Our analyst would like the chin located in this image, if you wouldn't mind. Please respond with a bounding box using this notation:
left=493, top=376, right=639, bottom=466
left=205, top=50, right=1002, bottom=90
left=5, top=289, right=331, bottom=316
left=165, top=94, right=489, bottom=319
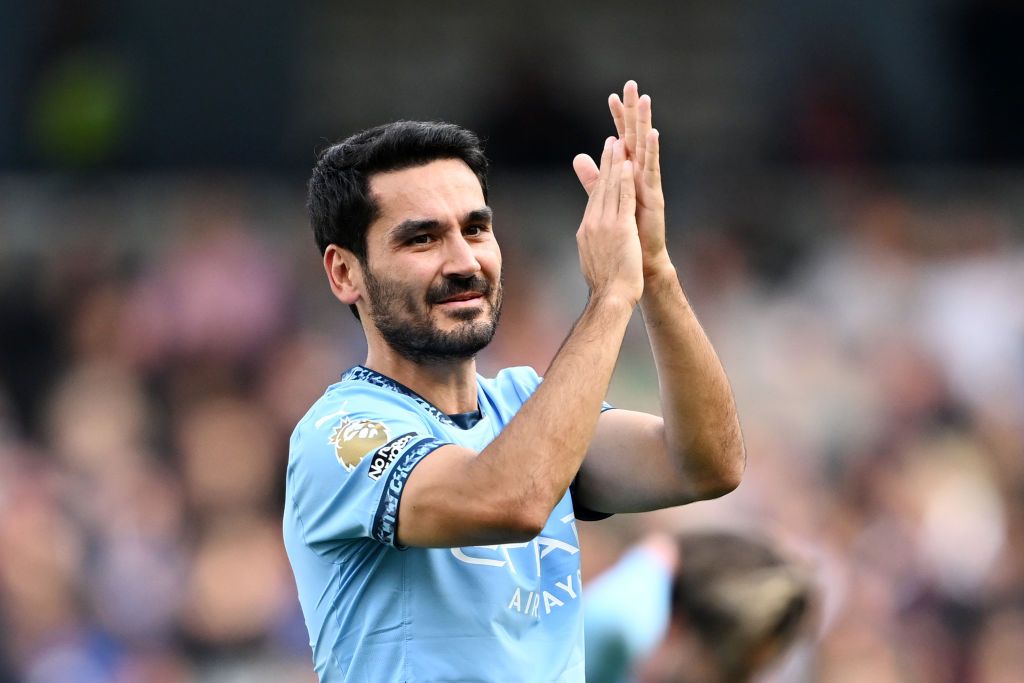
left=433, top=300, right=490, bottom=322
left=448, top=307, right=488, bottom=322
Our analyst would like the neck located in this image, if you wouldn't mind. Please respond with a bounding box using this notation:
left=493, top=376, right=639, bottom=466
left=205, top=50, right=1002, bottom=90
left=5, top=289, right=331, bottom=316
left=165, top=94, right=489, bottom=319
left=364, top=342, right=479, bottom=415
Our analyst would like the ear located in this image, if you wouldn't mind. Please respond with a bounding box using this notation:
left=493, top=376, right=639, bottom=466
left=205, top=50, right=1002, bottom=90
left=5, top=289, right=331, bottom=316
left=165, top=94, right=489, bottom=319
left=324, top=245, right=363, bottom=307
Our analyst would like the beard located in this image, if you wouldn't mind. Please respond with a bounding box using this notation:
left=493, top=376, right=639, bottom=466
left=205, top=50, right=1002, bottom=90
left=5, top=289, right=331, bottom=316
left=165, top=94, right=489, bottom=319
left=363, top=264, right=503, bottom=364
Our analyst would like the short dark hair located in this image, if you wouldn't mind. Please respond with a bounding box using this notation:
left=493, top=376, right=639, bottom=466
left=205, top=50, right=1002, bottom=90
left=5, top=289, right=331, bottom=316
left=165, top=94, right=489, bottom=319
left=307, top=120, right=489, bottom=262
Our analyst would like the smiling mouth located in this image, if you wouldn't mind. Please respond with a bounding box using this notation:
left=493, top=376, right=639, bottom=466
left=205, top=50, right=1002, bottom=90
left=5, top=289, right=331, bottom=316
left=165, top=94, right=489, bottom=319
left=436, top=294, right=484, bottom=308
left=435, top=290, right=485, bottom=303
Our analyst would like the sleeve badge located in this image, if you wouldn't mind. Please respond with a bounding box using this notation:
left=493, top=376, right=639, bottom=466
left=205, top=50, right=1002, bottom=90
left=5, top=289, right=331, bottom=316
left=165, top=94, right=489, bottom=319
left=328, top=418, right=390, bottom=472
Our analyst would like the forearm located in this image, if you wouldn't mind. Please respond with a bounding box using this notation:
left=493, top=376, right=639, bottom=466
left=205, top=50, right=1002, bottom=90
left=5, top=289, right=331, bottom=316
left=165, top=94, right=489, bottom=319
left=640, top=264, right=744, bottom=495
left=479, top=293, right=633, bottom=526
left=395, top=294, right=634, bottom=548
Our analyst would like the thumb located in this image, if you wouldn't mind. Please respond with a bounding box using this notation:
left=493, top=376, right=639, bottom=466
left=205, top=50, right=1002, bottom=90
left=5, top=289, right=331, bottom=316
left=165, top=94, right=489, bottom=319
left=572, top=154, right=600, bottom=196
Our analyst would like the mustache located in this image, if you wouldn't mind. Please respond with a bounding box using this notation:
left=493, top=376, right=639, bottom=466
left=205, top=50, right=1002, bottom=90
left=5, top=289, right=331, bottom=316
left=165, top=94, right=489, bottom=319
left=427, top=276, right=493, bottom=304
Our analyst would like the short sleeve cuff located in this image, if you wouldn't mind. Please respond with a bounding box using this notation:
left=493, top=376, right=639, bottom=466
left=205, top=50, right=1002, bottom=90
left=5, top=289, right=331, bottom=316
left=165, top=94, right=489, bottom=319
left=570, top=475, right=614, bottom=521
left=370, top=437, right=447, bottom=548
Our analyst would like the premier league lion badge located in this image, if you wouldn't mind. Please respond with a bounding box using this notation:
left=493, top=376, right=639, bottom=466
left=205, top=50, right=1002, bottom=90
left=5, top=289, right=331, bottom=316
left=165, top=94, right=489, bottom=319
left=329, top=418, right=390, bottom=472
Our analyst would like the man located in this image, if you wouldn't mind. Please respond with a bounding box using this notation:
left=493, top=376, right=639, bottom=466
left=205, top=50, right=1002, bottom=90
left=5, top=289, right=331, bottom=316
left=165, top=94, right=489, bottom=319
left=283, top=81, right=745, bottom=682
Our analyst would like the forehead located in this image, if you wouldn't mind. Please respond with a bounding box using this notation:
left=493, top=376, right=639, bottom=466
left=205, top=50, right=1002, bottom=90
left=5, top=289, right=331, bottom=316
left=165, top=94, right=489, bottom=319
left=367, top=158, right=485, bottom=231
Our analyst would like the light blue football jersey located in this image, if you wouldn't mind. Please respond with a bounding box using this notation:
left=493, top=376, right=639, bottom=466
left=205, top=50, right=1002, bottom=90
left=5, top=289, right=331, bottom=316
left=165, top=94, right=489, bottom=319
left=283, top=365, right=606, bottom=683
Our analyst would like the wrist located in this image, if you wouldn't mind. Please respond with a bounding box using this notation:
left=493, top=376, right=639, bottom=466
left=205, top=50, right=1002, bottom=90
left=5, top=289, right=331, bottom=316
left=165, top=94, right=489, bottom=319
left=587, top=288, right=638, bottom=316
left=642, top=252, right=675, bottom=282
left=641, top=255, right=678, bottom=293
left=640, top=259, right=690, bottom=315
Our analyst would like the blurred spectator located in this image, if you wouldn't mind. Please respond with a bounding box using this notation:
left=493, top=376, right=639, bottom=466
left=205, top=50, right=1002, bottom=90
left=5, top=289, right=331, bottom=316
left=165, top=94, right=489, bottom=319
left=585, top=532, right=815, bottom=683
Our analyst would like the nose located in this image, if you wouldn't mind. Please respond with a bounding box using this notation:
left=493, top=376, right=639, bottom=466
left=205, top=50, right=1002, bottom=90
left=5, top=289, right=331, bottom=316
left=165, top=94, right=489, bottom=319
left=441, top=233, right=482, bottom=278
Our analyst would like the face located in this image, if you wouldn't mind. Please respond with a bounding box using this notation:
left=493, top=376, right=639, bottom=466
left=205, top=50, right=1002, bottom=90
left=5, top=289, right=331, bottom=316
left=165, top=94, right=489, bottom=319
left=359, top=158, right=502, bottom=364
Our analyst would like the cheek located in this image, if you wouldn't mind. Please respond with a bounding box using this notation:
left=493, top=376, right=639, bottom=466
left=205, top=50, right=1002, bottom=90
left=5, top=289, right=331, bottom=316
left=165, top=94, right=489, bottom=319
left=365, top=268, right=426, bottom=314
left=399, top=278, right=430, bottom=310
left=480, top=245, right=502, bottom=278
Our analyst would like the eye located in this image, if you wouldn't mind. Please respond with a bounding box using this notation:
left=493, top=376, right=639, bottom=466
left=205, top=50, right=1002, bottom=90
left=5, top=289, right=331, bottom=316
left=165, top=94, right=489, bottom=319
left=408, top=233, right=434, bottom=246
left=464, top=224, right=489, bottom=237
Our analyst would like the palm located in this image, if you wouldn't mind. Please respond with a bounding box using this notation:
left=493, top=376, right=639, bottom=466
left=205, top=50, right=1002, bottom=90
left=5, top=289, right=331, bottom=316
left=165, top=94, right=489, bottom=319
left=572, top=81, right=668, bottom=273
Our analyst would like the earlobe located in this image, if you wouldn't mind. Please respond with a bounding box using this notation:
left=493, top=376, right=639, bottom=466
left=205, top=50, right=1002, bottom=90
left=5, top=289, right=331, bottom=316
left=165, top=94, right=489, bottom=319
left=324, top=246, right=362, bottom=306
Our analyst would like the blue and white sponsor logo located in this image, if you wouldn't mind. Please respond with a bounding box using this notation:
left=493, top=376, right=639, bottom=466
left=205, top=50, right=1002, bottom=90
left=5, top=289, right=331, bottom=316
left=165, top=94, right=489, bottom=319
left=368, top=433, right=416, bottom=481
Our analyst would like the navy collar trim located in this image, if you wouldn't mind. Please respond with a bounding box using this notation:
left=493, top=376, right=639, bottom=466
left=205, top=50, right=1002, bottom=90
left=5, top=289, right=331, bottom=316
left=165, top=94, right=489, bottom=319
left=341, top=365, right=482, bottom=430
left=447, top=410, right=483, bottom=430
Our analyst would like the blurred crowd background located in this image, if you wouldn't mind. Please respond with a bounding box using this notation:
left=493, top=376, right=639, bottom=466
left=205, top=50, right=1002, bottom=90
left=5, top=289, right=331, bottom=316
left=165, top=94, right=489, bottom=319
left=2, top=1, right=1023, bottom=681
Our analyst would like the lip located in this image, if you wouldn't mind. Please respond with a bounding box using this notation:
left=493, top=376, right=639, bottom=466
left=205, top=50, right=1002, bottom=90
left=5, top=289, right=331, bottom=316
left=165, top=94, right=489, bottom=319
left=435, top=293, right=484, bottom=307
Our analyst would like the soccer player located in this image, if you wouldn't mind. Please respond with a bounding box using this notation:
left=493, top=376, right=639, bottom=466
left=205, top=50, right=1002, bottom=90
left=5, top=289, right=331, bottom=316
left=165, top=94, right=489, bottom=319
left=283, top=81, right=745, bottom=682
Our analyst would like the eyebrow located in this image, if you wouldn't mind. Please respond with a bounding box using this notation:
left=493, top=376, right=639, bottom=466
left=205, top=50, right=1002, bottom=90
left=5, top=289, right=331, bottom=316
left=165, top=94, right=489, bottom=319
left=387, top=206, right=493, bottom=244
left=465, top=207, right=493, bottom=224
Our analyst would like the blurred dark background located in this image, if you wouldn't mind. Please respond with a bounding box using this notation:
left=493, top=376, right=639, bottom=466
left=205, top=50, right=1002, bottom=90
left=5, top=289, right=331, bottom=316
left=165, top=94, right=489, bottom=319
left=3, top=0, right=1024, bottom=172
left=2, top=1, right=1023, bottom=682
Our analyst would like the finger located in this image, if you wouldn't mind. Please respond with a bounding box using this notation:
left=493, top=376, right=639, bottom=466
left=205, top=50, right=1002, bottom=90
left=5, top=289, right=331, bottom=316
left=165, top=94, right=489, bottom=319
left=608, top=94, right=626, bottom=139
left=604, top=139, right=625, bottom=215
left=636, top=94, right=652, bottom=168
left=585, top=137, right=615, bottom=222
left=572, top=154, right=600, bottom=196
left=586, top=137, right=614, bottom=219
left=619, top=159, right=636, bottom=220
left=643, top=129, right=661, bottom=190
left=623, top=80, right=639, bottom=160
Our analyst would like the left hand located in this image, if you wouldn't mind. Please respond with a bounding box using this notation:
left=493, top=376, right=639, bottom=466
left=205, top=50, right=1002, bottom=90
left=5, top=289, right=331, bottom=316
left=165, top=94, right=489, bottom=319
left=573, top=80, right=670, bottom=277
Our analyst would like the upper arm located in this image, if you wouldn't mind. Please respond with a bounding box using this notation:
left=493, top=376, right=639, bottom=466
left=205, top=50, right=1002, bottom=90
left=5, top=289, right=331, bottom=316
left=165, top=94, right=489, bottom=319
left=289, top=410, right=533, bottom=553
left=396, top=443, right=543, bottom=548
left=574, top=409, right=700, bottom=514
left=288, top=407, right=448, bottom=555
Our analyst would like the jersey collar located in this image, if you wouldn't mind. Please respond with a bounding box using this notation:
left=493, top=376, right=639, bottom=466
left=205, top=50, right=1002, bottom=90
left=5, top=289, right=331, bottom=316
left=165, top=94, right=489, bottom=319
left=341, top=365, right=483, bottom=430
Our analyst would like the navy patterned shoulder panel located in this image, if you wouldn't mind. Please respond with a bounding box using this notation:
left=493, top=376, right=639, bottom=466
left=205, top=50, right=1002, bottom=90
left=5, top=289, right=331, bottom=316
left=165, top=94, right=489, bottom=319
left=341, top=365, right=456, bottom=427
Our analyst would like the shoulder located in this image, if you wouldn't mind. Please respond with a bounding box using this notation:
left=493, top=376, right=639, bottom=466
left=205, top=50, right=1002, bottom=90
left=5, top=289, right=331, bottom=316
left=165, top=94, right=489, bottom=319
left=480, top=366, right=543, bottom=402
left=291, top=374, right=431, bottom=462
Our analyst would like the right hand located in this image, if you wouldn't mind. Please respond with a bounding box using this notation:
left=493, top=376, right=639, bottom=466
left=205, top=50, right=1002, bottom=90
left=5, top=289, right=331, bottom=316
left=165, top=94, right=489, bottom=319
left=574, top=138, right=644, bottom=306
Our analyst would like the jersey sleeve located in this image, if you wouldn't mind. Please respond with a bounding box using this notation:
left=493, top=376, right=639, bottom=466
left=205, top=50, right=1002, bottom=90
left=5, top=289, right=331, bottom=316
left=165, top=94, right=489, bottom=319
left=287, top=390, right=449, bottom=556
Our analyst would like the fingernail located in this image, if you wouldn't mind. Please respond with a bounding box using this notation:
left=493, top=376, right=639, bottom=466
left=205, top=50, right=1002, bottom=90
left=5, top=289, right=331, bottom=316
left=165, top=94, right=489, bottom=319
left=605, top=137, right=614, bottom=149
